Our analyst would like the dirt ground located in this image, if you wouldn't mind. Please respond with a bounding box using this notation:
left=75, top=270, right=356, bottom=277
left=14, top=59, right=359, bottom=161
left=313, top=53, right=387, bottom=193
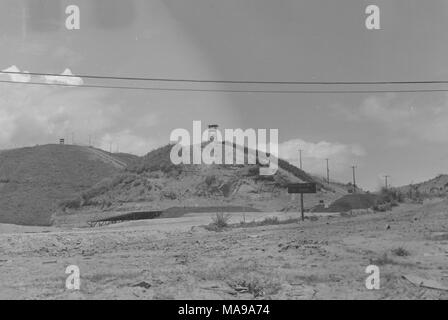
left=0, top=200, right=447, bottom=300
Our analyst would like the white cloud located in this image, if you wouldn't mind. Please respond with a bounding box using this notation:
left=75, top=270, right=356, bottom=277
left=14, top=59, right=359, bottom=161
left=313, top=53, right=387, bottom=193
left=366, top=94, right=448, bottom=143
left=99, top=130, right=159, bottom=154
left=0, top=63, right=241, bottom=156
left=0, top=73, right=155, bottom=154
left=359, top=94, right=416, bottom=126
left=330, top=93, right=448, bottom=144
left=1, top=65, right=83, bottom=86
left=277, top=138, right=365, bottom=176
left=1, top=65, right=31, bottom=83
left=43, top=68, right=84, bottom=86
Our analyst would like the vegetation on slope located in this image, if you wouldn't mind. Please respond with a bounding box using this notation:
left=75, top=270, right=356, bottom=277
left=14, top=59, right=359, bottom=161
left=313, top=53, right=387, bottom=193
left=0, top=144, right=134, bottom=226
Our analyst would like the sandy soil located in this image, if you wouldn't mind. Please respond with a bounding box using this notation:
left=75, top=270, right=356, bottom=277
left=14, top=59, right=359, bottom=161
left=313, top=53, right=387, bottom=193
left=0, top=201, right=447, bottom=300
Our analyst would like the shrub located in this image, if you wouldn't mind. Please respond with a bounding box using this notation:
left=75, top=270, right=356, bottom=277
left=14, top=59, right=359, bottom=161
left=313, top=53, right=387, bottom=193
left=379, top=187, right=404, bottom=203
left=205, top=212, right=231, bottom=231
left=221, top=182, right=234, bottom=197
left=391, top=247, right=410, bottom=257
left=261, top=216, right=279, bottom=225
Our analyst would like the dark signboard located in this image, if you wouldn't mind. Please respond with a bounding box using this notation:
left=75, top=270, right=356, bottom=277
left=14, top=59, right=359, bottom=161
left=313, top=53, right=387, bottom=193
left=287, top=183, right=317, bottom=194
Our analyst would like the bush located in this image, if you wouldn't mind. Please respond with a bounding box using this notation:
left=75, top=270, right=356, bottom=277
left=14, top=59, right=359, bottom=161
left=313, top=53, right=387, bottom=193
left=213, top=212, right=230, bottom=227
left=391, top=247, right=410, bottom=257
left=379, top=187, right=404, bottom=203
left=261, top=216, right=279, bottom=225
left=205, top=212, right=231, bottom=231
left=372, top=188, right=404, bottom=212
left=220, top=182, right=234, bottom=197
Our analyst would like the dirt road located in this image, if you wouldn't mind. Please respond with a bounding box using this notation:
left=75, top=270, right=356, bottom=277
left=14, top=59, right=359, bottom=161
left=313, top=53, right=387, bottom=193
left=0, top=201, right=447, bottom=300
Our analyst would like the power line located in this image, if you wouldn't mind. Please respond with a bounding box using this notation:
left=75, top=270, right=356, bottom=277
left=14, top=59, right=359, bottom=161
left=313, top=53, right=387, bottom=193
left=2, top=79, right=448, bottom=93
left=3, top=70, right=448, bottom=85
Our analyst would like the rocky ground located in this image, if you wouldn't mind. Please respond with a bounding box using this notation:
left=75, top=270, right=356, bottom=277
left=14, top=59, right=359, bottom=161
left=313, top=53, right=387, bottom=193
left=0, top=200, right=447, bottom=300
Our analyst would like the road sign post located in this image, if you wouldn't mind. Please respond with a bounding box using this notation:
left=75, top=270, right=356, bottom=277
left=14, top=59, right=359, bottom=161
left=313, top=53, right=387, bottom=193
left=300, top=193, right=304, bottom=221
left=287, top=183, right=317, bottom=221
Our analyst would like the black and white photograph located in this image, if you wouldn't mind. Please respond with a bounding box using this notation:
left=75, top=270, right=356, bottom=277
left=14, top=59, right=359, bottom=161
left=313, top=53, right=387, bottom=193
left=0, top=0, right=447, bottom=305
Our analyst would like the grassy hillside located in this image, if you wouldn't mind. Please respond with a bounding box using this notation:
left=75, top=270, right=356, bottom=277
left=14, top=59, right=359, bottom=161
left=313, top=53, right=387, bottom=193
left=59, top=143, right=347, bottom=216
left=395, top=174, right=448, bottom=198
left=0, top=144, right=135, bottom=226
left=127, top=142, right=320, bottom=185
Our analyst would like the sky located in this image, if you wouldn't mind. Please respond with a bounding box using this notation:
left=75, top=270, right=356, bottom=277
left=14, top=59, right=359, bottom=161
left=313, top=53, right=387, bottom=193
left=1, top=0, right=448, bottom=190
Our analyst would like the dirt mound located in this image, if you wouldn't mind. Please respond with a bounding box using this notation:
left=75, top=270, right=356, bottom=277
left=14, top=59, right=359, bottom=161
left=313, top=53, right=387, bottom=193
left=59, top=143, right=343, bottom=216
left=0, top=144, right=135, bottom=226
left=322, top=194, right=379, bottom=212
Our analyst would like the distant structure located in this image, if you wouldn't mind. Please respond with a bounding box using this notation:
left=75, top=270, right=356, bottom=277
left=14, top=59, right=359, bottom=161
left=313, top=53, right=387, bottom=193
left=59, top=138, right=65, bottom=145
left=208, top=124, right=219, bottom=141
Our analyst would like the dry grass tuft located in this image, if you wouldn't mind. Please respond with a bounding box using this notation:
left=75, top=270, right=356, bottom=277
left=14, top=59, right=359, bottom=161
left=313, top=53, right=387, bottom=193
left=391, top=247, right=410, bottom=257
left=204, top=212, right=231, bottom=232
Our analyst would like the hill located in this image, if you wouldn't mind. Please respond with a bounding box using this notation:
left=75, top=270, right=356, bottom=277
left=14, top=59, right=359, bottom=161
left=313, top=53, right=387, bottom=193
left=0, top=144, right=137, bottom=226
left=395, top=174, right=448, bottom=198
left=58, top=142, right=350, bottom=219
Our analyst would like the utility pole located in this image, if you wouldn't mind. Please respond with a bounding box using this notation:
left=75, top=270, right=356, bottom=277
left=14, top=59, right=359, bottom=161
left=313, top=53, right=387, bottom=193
left=325, top=158, right=330, bottom=184
left=351, top=165, right=357, bottom=193
left=299, top=149, right=303, bottom=170
left=384, top=175, right=390, bottom=190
